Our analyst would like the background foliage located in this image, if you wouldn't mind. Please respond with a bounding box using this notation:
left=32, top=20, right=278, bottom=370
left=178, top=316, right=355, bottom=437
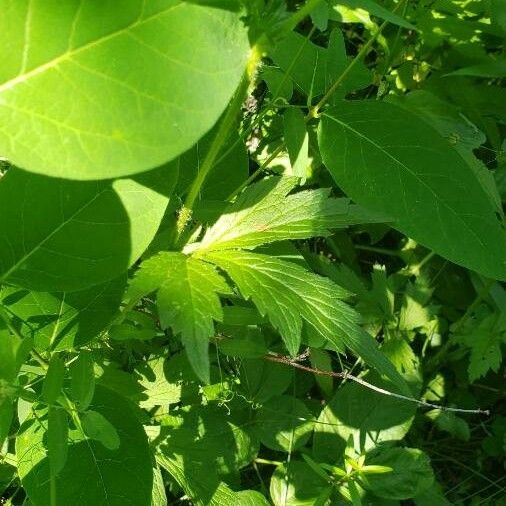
left=0, top=0, right=505, bottom=505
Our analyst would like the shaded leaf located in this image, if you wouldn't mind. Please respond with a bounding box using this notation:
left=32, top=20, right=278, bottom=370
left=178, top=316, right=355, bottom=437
left=0, top=167, right=176, bottom=292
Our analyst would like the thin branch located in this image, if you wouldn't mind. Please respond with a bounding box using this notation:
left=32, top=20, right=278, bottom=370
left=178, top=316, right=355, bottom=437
left=264, top=353, right=490, bottom=416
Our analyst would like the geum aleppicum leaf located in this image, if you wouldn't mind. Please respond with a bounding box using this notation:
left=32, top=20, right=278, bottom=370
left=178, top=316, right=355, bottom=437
left=190, top=176, right=386, bottom=253
left=128, top=252, right=232, bottom=383
left=0, top=0, right=249, bottom=180
left=203, top=250, right=409, bottom=394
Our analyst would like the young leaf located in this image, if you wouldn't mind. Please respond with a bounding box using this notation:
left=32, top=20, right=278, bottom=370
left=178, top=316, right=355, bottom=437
left=194, top=176, right=385, bottom=253
left=204, top=250, right=409, bottom=393
left=47, top=407, right=69, bottom=478
left=128, top=252, right=232, bottom=383
left=81, top=410, right=120, bottom=451
left=17, top=386, right=153, bottom=506
left=0, top=166, right=176, bottom=292
left=0, top=1, right=249, bottom=180
left=319, top=100, right=506, bottom=280
left=1, top=275, right=126, bottom=352
left=70, top=352, right=95, bottom=411
left=42, top=356, right=65, bottom=405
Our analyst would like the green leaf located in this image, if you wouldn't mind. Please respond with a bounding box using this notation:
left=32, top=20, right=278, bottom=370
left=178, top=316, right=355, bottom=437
left=270, top=461, right=329, bottom=506
left=457, top=314, right=506, bottom=382
left=157, top=452, right=269, bottom=506
left=17, top=386, right=153, bottom=506
left=425, top=409, right=470, bottom=441
left=47, top=407, right=69, bottom=477
left=255, top=395, right=314, bottom=452
left=0, top=166, right=176, bottom=292
left=284, top=108, right=310, bottom=181
left=1, top=276, right=125, bottom=351
left=238, top=359, right=292, bottom=403
left=313, top=373, right=415, bottom=458
left=319, top=100, right=506, bottom=280
left=329, top=0, right=415, bottom=29
left=136, top=356, right=181, bottom=409
left=70, top=351, right=95, bottom=411
left=129, top=252, right=231, bottom=383
left=42, top=356, right=65, bottom=405
left=158, top=404, right=258, bottom=476
left=204, top=250, right=409, bottom=393
left=81, top=410, right=120, bottom=451
left=363, top=447, right=434, bottom=500
left=271, top=30, right=370, bottom=101
left=195, top=177, right=383, bottom=253
left=0, top=401, right=13, bottom=449
left=0, top=1, right=249, bottom=179
left=446, top=59, right=506, bottom=78
left=491, top=0, right=506, bottom=31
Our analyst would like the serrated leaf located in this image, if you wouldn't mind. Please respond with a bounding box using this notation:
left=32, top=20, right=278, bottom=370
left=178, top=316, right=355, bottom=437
left=0, top=1, right=249, bottom=179
left=0, top=166, right=176, bottom=292
left=42, top=356, right=65, bottom=405
left=81, top=410, right=120, bottom=451
left=129, top=252, right=231, bottom=383
left=195, top=177, right=384, bottom=253
left=136, top=356, right=181, bottom=409
left=319, top=100, right=506, bottom=280
left=70, top=352, right=95, bottom=411
left=457, top=314, right=506, bottom=382
left=17, top=386, right=153, bottom=506
left=47, top=407, right=68, bottom=478
left=204, top=250, right=409, bottom=393
left=271, top=30, right=370, bottom=101
left=1, top=276, right=125, bottom=352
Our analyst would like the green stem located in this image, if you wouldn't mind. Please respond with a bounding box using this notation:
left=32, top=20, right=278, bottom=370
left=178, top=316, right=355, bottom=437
left=307, top=0, right=406, bottom=119
left=174, top=47, right=262, bottom=244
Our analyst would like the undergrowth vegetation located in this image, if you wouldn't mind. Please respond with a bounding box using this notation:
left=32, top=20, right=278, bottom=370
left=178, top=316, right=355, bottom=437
left=0, top=0, right=505, bottom=504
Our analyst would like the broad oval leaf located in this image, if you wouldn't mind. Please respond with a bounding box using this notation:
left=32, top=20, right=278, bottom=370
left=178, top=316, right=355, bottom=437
left=17, top=386, right=153, bottom=506
left=1, top=276, right=125, bottom=352
left=319, top=101, right=506, bottom=280
left=0, top=166, right=176, bottom=292
left=0, top=1, right=250, bottom=179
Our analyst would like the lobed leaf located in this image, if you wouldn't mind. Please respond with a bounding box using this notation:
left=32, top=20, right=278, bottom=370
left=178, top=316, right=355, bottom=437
left=195, top=176, right=385, bottom=253
left=128, top=252, right=232, bottom=383
left=204, top=250, right=409, bottom=393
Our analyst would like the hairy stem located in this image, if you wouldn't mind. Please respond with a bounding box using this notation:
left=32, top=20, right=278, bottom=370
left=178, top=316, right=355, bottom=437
left=174, top=46, right=262, bottom=244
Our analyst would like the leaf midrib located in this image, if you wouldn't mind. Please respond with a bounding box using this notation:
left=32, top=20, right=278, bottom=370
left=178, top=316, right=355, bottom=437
left=0, top=3, right=183, bottom=94
left=323, top=112, right=487, bottom=248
